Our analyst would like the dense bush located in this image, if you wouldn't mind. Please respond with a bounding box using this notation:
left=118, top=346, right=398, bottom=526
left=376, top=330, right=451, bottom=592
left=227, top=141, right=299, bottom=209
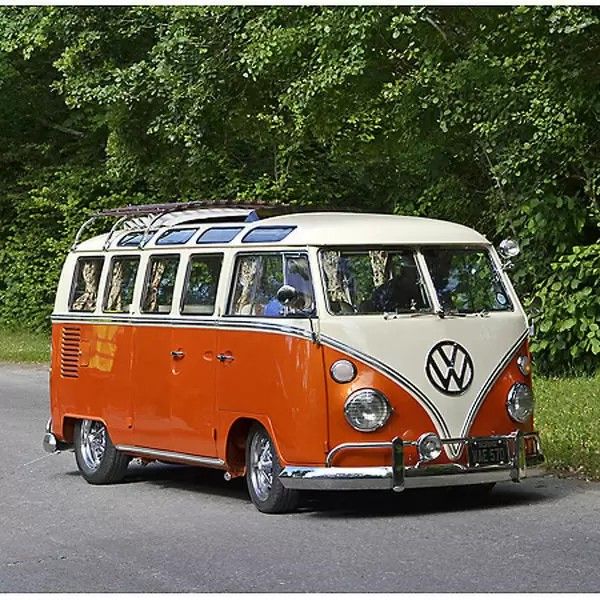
left=531, top=244, right=600, bottom=374
left=0, top=6, right=598, bottom=372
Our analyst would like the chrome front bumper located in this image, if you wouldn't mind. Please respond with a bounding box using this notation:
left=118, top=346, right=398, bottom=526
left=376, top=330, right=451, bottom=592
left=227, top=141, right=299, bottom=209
left=279, top=431, right=546, bottom=492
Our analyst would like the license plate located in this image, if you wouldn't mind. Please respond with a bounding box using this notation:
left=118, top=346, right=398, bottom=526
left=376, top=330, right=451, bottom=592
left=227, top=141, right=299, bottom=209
left=468, top=438, right=509, bottom=467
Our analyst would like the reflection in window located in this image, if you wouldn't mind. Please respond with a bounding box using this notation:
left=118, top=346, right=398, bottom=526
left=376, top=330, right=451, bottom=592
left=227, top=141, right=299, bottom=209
left=141, top=255, right=180, bottom=313
left=242, top=226, right=295, bottom=244
left=229, top=254, right=314, bottom=317
left=182, top=255, right=222, bottom=315
left=117, top=230, right=157, bottom=247
left=156, top=229, right=197, bottom=246
left=104, top=256, right=140, bottom=313
left=321, top=249, right=429, bottom=315
left=197, top=227, right=242, bottom=244
left=423, top=247, right=512, bottom=313
left=70, top=257, right=104, bottom=312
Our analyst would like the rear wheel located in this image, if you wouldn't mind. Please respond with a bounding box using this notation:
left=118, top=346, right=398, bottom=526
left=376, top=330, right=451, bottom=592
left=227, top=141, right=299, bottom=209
left=74, top=419, right=130, bottom=484
left=245, top=424, right=299, bottom=513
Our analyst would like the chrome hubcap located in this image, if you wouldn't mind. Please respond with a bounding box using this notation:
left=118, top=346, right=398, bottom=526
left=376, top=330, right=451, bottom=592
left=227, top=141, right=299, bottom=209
left=250, top=432, right=274, bottom=502
left=80, top=420, right=107, bottom=471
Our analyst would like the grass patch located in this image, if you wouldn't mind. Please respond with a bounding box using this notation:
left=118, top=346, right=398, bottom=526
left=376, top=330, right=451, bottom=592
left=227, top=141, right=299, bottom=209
left=0, top=327, right=50, bottom=363
left=535, top=374, right=600, bottom=480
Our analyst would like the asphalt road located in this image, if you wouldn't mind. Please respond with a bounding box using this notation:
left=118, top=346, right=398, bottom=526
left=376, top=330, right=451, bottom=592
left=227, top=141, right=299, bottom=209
left=1, top=363, right=599, bottom=593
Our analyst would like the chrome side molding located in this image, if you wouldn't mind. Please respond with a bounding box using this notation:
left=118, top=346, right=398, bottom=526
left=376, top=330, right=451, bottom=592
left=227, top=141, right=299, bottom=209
left=115, top=444, right=225, bottom=468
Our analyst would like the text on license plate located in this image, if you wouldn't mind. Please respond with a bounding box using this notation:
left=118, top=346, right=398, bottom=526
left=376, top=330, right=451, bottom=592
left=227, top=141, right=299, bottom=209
left=468, top=439, right=509, bottom=466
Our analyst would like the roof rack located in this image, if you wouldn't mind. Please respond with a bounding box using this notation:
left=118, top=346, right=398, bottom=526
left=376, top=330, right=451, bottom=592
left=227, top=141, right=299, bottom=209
left=71, top=200, right=294, bottom=250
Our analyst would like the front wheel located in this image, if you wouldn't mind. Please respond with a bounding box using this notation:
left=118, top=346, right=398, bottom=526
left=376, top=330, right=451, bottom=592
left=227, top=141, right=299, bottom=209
left=74, top=419, right=130, bottom=484
left=245, top=424, right=299, bottom=513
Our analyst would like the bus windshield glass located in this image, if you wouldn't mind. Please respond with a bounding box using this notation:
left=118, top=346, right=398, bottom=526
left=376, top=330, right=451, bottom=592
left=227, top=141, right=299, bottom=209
left=320, top=249, right=430, bottom=315
left=422, top=247, right=512, bottom=314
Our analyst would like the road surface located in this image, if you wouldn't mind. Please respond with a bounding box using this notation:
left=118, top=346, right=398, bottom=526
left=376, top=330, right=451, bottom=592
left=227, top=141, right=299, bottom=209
left=1, top=363, right=599, bottom=592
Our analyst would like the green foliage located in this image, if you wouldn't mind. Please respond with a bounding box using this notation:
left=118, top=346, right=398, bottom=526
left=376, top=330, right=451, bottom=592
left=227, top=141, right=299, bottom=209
left=0, top=6, right=598, bottom=372
left=531, top=244, right=600, bottom=374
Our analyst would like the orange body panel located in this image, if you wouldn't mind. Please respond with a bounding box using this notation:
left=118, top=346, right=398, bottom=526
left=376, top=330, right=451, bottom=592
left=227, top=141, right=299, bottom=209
left=469, top=341, right=534, bottom=436
left=215, top=326, right=328, bottom=465
left=322, top=346, right=433, bottom=468
left=51, top=322, right=535, bottom=471
left=51, top=322, right=330, bottom=465
left=51, top=323, right=137, bottom=444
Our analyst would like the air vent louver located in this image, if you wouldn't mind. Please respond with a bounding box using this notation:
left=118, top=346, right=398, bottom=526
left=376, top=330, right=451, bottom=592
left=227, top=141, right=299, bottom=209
left=60, top=327, right=81, bottom=378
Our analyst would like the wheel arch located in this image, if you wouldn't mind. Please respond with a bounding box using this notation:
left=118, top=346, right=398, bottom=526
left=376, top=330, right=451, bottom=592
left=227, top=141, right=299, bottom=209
left=224, top=416, right=280, bottom=476
left=60, top=414, right=108, bottom=444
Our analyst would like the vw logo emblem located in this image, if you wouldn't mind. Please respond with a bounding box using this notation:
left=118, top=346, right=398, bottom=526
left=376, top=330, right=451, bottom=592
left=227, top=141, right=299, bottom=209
left=426, top=341, right=474, bottom=395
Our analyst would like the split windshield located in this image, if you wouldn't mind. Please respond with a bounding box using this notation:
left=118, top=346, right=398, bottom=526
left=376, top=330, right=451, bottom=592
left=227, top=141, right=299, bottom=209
left=320, top=247, right=512, bottom=316
left=422, top=247, right=512, bottom=314
left=320, top=249, right=430, bottom=315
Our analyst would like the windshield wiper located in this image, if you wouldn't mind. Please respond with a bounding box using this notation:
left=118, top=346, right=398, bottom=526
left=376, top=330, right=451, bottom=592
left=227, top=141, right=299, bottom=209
left=438, top=309, right=490, bottom=318
left=383, top=310, right=431, bottom=320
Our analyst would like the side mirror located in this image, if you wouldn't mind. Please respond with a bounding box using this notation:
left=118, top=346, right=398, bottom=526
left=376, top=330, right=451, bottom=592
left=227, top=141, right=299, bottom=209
left=499, top=239, right=520, bottom=258
left=276, top=284, right=298, bottom=305
left=498, top=239, right=520, bottom=270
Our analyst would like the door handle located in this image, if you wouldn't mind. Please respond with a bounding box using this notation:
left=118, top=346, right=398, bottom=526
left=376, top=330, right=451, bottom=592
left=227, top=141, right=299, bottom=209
left=217, top=353, right=235, bottom=363
left=171, top=350, right=185, bottom=360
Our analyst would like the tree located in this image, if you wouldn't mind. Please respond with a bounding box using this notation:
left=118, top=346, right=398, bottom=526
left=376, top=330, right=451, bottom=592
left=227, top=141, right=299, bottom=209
left=0, top=6, right=598, bottom=371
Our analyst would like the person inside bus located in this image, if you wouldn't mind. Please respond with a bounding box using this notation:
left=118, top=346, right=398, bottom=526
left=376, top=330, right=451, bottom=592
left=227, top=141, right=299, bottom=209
left=366, top=258, right=423, bottom=313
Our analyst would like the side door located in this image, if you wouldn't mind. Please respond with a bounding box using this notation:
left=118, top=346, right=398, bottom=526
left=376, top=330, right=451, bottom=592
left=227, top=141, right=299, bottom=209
left=169, top=253, right=223, bottom=457
left=216, top=251, right=328, bottom=466
left=131, top=253, right=180, bottom=450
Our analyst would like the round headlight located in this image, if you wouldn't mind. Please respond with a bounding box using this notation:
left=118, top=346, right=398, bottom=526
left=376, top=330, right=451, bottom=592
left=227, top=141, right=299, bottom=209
left=507, top=383, right=534, bottom=423
left=417, top=432, right=442, bottom=462
left=330, top=360, right=357, bottom=383
left=517, top=355, right=532, bottom=377
left=344, top=389, right=391, bottom=432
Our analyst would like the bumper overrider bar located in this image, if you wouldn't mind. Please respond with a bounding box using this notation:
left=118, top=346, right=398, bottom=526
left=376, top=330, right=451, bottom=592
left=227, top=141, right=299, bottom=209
left=279, top=431, right=546, bottom=491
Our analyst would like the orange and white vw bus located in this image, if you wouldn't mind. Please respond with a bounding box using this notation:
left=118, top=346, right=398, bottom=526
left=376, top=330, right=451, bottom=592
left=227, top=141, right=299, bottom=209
left=43, top=202, right=545, bottom=513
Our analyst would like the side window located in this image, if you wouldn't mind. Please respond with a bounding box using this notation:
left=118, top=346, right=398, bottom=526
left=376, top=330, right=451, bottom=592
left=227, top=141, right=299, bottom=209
left=228, top=253, right=314, bottom=317
left=141, top=255, right=180, bottom=314
left=103, top=256, right=140, bottom=313
left=70, top=257, right=104, bottom=312
left=181, top=255, right=223, bottom=315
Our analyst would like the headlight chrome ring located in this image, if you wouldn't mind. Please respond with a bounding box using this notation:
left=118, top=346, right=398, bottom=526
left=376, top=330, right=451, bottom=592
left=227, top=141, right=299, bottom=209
left=507, top=383, right=534, bottom=423
left=344, top=388, right=392, bottom=432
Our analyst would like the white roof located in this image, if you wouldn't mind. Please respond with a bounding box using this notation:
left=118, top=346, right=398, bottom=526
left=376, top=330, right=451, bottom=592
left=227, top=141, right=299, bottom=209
left=262, top=213, right=488, bottom=246
left=74, top=211, right=489, bottom=252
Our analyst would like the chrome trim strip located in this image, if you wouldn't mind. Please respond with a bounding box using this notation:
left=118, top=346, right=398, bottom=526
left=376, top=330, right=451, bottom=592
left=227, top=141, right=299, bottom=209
left=326, top=441, right=398, bottom=467
left=115, top=445, right=225, bottom=468
left=51, top=314, right=315, bottom=341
